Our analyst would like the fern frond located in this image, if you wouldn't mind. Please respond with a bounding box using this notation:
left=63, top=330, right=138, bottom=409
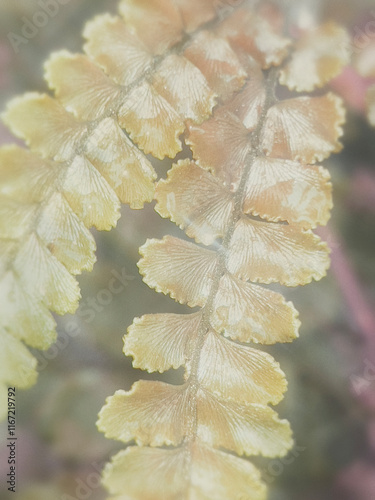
left=97, top=1, right=349, bottom=499
left=0, top=0, right=249, bottom=400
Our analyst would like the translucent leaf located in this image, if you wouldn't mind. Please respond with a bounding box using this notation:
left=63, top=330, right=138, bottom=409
left=86, top=118, right=156, bottom=208
left=0, top=330, right=38, bottom=389
left=0, top=271, right=56, bottom=350
left=2, top=93, right=87, bottom=161
left=218, top=8, right=291, bottom=68
left=97, top=381, right=190, bottom=446
left=0, top=146, right=57, bottom=204
left=261, top=93, right=345, bottom=163
left=0, top=196, right=37, bottom=239
left=98, top=381, right=292, bottom=457
left=13, top=233, right=81, bottom=315
left=45, top=51, right=122, bottom=121
left=119, top=0, right=184, bottom=54
left=213, top=274, right=300, bottom=344
left=62, top=155, right=120, bottom=231
left=118, top=82, right=184, bottom=159
left=198, top=331, right=287, bottom=405
left=184, top=30, right=247, bottom=100
left=171, top=0, right=217, bottom=32
left=197, top=388, right=293, bottom=457
left=224, top=61, right=266, bottom=130
left=125, top=313, right=286, bottom=405
left=36, top=192, right=97, bottom=274
left=83, top=14, right=153, bottom=87
left=280, top=23, right=350, bottom=92
left=187, top=108, right=251, bottom=190
left=155, top=160, right=234, bottom=245
left=0, top=240, right=16, bottom=276
left=138, top=237, right=218, bottom=307
left=244, top=156, right=332, bottom=229
left=152, top=54, right=216, bottom=123
left=227, top=217, right=330, bottom=286
left=125, top=312, right=202, bottom=372
left=102, top=443, right=266, bottom=500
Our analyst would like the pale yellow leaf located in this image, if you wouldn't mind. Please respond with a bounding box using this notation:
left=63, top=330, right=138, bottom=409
left=153, top=54, right=216, bottom=123
left=119, top=0, right=184, bottom=54
left=62, top=155, right=120, bottom=230
left=0, top=271, right=56, bottom=350
left=125, top=313, right=286, bottom=405
left=0, top=146, right=57, bottom=203
left=280, top=23, right=350, bottom=92
left=97, top=381, right=190, bottom=446
left=98, top=381, right=293, bottom=457
left=125, top=312, right=202, bottom=372
left=261, top=93, right=345, bottom=163
left=225, top=61, right=266, bottom=130
left=0, top=197, right=37, bottom=239
left=218, top=8, right=291, bottom=68
left=171, top=0, right=217, bottom=32
left=102, top=443, right=266, bottom=500
left=13, top=233, right=80, bottom=315
left=36, top=192, right=97, bottom=274
left=86, top=118, right=156, bottom=208
left=83, top=14, right=153, bottom=87
left=2, top=93, right=87, bottom=161
left=184, top=30, right=247, bottom=100
left=155, top=160, right=234, bottom=245
left=213, top=274, right=300, bottom=344
left=187, top=108, right=251, bottom=190
left=244, top=156, right=332, bottom=229
left=138, top=236, right=218, bottom=307
left=198, top=331, right=287, bottom=405
left=0, top=329, right=38, bottom=389
left=197, top=387, right=293, bottom=457
left=45, top=51, right=122, bottom=121
left=118, top=82, right=184, bottom=159
left=227, top=217, right=330, bottom=286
